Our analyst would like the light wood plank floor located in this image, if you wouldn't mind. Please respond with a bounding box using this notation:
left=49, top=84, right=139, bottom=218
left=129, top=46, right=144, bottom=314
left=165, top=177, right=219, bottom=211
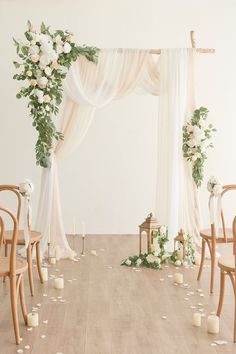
left=1, top=235, right=236, bottom=354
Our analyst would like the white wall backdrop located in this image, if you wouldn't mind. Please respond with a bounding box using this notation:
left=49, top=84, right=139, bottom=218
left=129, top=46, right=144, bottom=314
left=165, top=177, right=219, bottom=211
left=0, top=0, right=236, bottom=234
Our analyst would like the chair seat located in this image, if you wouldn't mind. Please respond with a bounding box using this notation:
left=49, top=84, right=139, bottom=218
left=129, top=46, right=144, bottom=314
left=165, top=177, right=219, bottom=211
left=218, top=256, right=235, bottom=272
left=4, top=230, right=42, bottom=245
left=200, top=228, right=233, bottom=242
left=0, top=257, right=28, bottom=276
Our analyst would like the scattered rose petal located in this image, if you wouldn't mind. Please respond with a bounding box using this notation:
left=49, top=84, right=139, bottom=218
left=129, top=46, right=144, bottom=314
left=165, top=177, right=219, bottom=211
left=108, top=266, right=113, bottom=269
left=200, top=294, right=204, bottom=297
left=198, top=309, right=204, bottom=312
left=24, top=345, right=30, bottom=350
left=81, top=254, right=85, bottom=257
left=135, top=269, right=141, bottom=272
left=57, top=296, right=62, bottom=299
left=197, top=303, right=203, bottom=306
left=189, top=291, right=195, bottom=295
left=91, top=250, right=98, bottom=256
left=43, top=294, right=47, bottom=297
left=184, top=298, right=189, bottom=301
left=60, top=299, right=66, bottom=303
left=174, top=283, right=178, bottom=286
left=183, top=283, right=189, bottom=287
left=52, top=299, right=57, bottom=302
left=160, top=278, right=165, bottom=281
left=67, top=280, right=72, bottom=282
left=27, top=328, right=32, bottom=332
left=214, top=340, right=227, bottom=345
left=36, top=303, right=41, bottom=307
left=164, top=265, right=169, bottom=268
left=16, top=350, right=23, bottom=353
left=190, top=306, right=196, bottom=309
left=41, top=335, right=46, bottom=339
left=197, top=288, right=202, bottom=292
left=162, top=316, right=167, bottom=320
left=211, top=343, right=217, bottom=347
left=167, top=275, right=173, bottom=278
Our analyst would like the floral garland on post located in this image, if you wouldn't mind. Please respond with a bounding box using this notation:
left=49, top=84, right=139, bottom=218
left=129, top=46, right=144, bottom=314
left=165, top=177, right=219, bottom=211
left=13, top=21, right=99, bottom=168
left=121, top=226, right=169, bottom=270
left=182, top=107, right=216, bottom=188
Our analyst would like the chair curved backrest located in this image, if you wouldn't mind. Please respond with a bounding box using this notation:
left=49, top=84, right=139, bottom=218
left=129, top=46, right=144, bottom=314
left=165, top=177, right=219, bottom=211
left=209, top=184, right=236, bottom=242
left=0, top=185, right=21, bottom=223
left=0, top=206, right=18, bottom=276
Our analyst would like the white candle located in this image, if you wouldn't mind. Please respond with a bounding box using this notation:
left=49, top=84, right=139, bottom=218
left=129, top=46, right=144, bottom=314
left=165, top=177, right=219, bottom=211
left=41, top=267, right=48, bottom=282
left=207, top=315, right=219, bottom=334
left=50, top=257, right=56, bottom=265
left=27, top=312, right=39, bottom=327
left=82, top=221, right=86, bottom=236
left=54, top=278, right=64, bottom=289
left=174, top=273, right=183, bottom=284
left=48, top=224, right=51, bottom=244
left=55, top=247, right=60, bottom=261
left=193, top=312, right=201, bottom=327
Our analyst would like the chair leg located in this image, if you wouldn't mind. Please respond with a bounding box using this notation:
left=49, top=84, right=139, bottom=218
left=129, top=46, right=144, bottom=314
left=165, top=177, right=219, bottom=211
left=234, top=279, right=236, bottom=343
left=27, top=245, right=34, bottom=296
left=10, top=275, right=20, bottom=345
left=197, top=239, right=206, bottom=281
left=3, top=244, right=8, bottom=283
left=210, top=239, right=216, bottom=294
left=36, top=241, right=44, bottom=284
left=217, top=270, right=225, bottom=316
left=19, top=275, right=27, bottom=325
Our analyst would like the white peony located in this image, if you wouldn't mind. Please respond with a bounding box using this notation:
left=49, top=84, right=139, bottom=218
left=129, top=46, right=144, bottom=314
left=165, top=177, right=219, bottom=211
left=19, top=179, right=34, bottom=197
left=136, top=258, right=142, bottom=267
left=38, top=76, right=48, bottom=89
left=146, top=254, right=159, bottom=264
left=38, top=97, right=44, bottom=104
left=35, top=89, right=44, bottom=98
left=29, top=45, right=39, bottom=55
left=125, top=259, right=131, bottom=266
left=161, top=253, right=169, bottom=261
left=39, top=54, right=51, bottom=69
left=44, top=66, right=52, bottom=76
left=63, top=42, right=71, bottom=53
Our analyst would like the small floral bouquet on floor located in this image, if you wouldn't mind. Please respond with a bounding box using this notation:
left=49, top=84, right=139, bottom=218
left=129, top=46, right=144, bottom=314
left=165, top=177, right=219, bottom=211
left=183, top=107, right=216, bottom=188
left=121, top=225, right=169, bottom=270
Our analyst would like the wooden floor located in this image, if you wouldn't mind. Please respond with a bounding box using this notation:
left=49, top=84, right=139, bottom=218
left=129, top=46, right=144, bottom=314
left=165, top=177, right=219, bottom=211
left=1, top=235, right=236, bottom=354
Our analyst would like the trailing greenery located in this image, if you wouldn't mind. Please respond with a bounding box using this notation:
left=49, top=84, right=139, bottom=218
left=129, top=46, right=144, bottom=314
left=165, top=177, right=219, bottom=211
left=183, top=107, right=216, bottom=188
left=13, top=21, right=99, bottom=168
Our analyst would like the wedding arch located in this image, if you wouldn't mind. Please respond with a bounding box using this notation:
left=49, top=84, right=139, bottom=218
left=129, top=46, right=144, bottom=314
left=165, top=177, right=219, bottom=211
left=14, top=25, right=215, bottom=259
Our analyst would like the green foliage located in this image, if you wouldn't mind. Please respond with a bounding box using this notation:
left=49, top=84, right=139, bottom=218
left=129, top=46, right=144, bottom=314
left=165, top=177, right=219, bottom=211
left=183, top=107, right=216, bottom=188
left=169, top=234, right=196, bottom=265
left=13, top=21, right=99, bottom=168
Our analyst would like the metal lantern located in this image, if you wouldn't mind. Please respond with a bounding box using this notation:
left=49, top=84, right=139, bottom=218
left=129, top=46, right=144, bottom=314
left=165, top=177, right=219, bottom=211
left=174, top=228, right=188, bottom=261
left=139, top=213, right=160, bottom=254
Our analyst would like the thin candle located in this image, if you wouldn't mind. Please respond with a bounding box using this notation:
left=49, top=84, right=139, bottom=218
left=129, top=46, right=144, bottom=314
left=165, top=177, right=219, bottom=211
left=48, top=224, right=51, bottom=244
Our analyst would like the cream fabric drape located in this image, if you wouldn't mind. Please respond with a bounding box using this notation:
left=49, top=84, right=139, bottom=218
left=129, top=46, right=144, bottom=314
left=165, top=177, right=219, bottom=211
left=36, top=48, right=200, bottom=259
left=156, top=48, right=201, bottom=249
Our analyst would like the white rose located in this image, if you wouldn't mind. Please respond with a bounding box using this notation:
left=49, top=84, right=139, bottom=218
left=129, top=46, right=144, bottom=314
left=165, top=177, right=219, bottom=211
left=175, top=260, right=182, bottom=266
left=146, top=254, right=156, bottom=264
left=51, top=61, right=59, bottom=70
left=160, top=225, right=167, bottom=235
left=49, top=50, right=59, bottom=62
left=29, top=45, right=39, bottom=55
left=125, top=259, right=131, bottom=266
left=30, top=79, right=37, bottom=87
left=55, top=34, right=62, bottom=44
left=19, top=179, right=34, bottom=197
left=63, top=42, right=71, bottom=53
left=38, top=97, right=44, bottom=104
left=44, top=66, right=52, bottom=76
left=213, top=184, right=223, bottom=196
left=45, top=105, right=51, bottom=112
left=26, top=70, right=32, bottom=77
left=199, top=118, right=206, bottom=128
left=35, top=89, right=44, bottom=98
left=187, top=124, right=193, bottom=133
left=56, top=44, right=63, bottom=54
left=39, top=54, right=51, bottom=69
left=31, top=54, right=39, bottom=63
left=136, top=258, right=142, bottom=267
left=38, top=76, right=48, bottom=89
left=43, top=95, right=51, bottom=103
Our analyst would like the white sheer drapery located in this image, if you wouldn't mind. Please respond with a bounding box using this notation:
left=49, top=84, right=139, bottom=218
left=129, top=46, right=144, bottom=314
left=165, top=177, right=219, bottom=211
left=156, top=48, right=201, bottom=249
left=35, top=48, right=200, bottom=259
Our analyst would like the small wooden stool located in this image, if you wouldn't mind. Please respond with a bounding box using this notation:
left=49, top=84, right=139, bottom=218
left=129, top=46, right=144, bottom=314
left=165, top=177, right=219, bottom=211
left=139, top=213, right=159, bottom=254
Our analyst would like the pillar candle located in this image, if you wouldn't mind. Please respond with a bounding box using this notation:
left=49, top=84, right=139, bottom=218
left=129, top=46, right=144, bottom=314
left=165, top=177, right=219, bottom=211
left=50, top=257, right=56, bottom=265
left=174, top=273, right=183, bottom=284
left=41, top=267, right=48, bottom=282
left=27, top=312, right=39, bottom=327
left=54, top=278, right=64, bottom=289
left=192, top=313, right=201, bottom=327
left=207, top=315, right=219, bottom=334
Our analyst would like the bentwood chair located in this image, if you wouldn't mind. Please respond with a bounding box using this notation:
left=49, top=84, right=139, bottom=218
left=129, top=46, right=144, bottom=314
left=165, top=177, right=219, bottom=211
left=216, top=216, right=236, bottom=342
left=0, top=185, right=44, bottom=296
left=0, top=206, right=28, bottom=345
left=197, top=185, right=236, bottom=293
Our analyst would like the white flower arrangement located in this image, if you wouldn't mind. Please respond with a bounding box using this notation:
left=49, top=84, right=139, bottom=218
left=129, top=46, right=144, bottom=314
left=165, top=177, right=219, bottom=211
left=19, top=179, right=34, bottom=197
left=13, top=21, right=98, bottom=168
left=183, top=107, right=216, bottom=188
left=121, top=225, right=169, bottom=270
left=207, top=176, right=223, bottom=196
